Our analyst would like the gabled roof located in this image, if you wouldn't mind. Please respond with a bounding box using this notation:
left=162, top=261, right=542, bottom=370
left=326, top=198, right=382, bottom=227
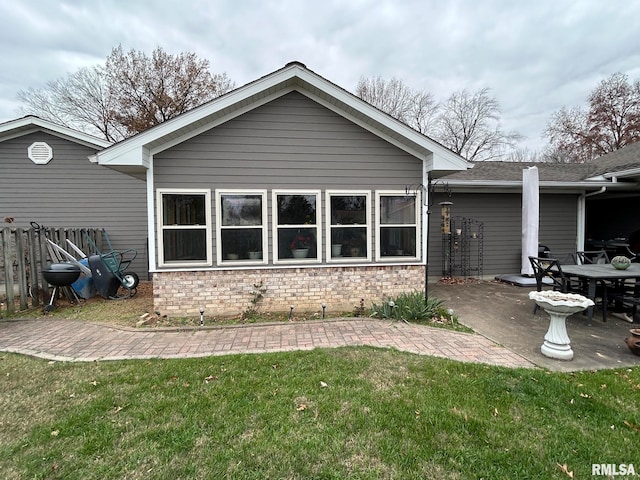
left=0, top=115, right=111, bottom=149
left=92, top=61, right=470, bottom=176
left=440, top=161, right=634, bottom=191
left=585, top=141, right=640, bottom=179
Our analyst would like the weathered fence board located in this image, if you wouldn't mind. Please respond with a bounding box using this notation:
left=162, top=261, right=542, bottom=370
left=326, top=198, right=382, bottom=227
left=0, top=226, right=103, bottom=316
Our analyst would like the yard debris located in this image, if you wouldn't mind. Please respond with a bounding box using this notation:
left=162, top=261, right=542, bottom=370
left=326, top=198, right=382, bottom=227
left=557, top=463, right=574, bottom=478
left=205, top=375, right=217, bottom=383
left=320, top=381, right=328, bottom=388
left=437, top=277, right=482, bottom=285
left=136, top=311, right=166, bottom=327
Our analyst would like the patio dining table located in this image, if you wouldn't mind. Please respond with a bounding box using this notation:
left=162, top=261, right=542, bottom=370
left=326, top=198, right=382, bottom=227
left=560, top=263, right=640, bottom=322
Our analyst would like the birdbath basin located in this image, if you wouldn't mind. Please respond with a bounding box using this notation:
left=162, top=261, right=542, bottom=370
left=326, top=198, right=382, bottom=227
left=529, top=291, right=594, bottom=360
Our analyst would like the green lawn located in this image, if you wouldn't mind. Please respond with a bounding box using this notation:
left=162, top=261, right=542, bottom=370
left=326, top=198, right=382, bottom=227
left=1, top=348, right=638, bottom=479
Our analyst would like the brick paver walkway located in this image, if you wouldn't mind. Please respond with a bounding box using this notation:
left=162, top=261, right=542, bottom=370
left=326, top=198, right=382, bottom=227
left=0, top=318, right=536, bottom=368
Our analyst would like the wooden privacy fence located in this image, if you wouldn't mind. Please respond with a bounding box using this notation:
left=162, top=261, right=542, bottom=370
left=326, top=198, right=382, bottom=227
left=0, top=226, right=103, bottom=315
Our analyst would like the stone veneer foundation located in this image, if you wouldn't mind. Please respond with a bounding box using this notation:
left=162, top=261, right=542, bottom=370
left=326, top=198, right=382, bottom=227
left=153, top=265, right=425, bottom=317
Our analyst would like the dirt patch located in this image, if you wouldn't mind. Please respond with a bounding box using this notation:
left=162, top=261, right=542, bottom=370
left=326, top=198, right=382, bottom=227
left=4, top=281, right=155, bottom=327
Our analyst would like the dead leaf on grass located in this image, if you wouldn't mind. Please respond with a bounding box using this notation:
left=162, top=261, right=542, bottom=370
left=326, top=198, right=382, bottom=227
left=297, top=404, right=307, bottom=411
left=205, top=375, right=217, bottom=383
left=557, top=463, right=574, bottom=478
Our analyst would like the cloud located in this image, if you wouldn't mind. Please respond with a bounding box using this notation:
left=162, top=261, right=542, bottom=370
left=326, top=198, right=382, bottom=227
left=2, top=0, right=640, bottom=153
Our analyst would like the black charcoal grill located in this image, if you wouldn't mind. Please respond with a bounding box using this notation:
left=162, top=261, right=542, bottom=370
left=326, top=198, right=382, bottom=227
left=42, top=263, right=81, bottom=311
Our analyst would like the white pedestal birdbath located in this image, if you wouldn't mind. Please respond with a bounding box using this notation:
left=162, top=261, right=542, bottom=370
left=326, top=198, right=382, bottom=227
left=529, top=291, right=594, bottom=360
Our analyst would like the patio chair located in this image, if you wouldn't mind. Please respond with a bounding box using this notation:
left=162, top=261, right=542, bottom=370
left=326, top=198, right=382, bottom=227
left=528, top=256, right=609, bottom=320
left=528, top=256, right=570, bottom=314
left=623, top=230, right=640, bottom=262
left=608, top=279, right=640, bottom=323
left=576, top=250, right=610, bottom=265
left=575, top=250, right=613, bottom=320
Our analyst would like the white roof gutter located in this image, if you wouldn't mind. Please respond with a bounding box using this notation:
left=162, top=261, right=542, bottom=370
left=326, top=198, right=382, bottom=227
left=576, top=186, right=607, bottom=252
left=443, top=180, right=623, bottom=189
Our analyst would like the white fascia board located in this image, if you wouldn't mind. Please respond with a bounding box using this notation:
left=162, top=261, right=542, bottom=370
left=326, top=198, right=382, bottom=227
left=602, top=167, right=640, bottom=179
left=149, top=88, right=293, bottom=155
left=295, top=69, right=469, bottom=172
left=92, top=68, right=302, bottom=166
left=0, top=116, right=111, bottom=149
left=92, top=62, right=469, bottom=172
left=97, top=144, right=151, bottom=169
left=444, top=179, right=621, bottom=190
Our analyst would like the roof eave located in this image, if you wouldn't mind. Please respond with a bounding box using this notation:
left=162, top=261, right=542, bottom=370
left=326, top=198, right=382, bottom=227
left=95, top=63, right=470, bottom=173
left=0, top=116, right=111, bottom=149
left=602, top=167, right=640, bottom=179
left=444, top=179, right=636, bottom=191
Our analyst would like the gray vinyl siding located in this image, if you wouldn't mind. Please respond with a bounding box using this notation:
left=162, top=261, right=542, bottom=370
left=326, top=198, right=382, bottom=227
left=0, top=132, right=148, bottom=276
left=153, top=91, right=423, bottom=266
left=429, top=192, right=578, bottom=276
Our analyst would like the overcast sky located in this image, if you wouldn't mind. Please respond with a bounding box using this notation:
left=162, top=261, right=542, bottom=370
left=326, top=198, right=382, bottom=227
left=1, top=0, right=639, bottom=153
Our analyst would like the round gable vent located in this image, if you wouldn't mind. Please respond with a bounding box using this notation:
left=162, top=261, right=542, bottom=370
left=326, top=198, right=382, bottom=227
left=28, top=142, right=53, bottom=164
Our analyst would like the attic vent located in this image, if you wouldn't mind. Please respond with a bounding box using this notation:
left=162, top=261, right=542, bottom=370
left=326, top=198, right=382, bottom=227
left=28, top=142, right=53, bottom=164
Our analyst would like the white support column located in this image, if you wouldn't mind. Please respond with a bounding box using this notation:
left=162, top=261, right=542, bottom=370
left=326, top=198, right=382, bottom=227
left=146, top=160, right=156, bottom=272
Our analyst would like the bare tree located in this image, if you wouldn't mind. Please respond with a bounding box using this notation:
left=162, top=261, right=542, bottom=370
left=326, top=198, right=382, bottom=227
left=18, top=46, right=235, bottom=141
left=356, top=77, right=521, bottom=160
left=105, top=46, right=235, bottom=136
left=355, top=76, right=439, bottom=134
left=435, top=88, right=523, bottom=161
left=18, top=66, right=126, bottom=141
left=504, top=147, right=544, bottom=162
left=544, top=72, right=640, bottom=162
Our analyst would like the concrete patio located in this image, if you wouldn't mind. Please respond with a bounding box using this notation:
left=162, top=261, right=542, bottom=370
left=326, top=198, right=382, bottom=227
left=429, top=279, right=640, bottom=372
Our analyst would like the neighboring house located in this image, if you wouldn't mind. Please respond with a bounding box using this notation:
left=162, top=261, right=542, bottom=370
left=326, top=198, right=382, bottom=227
left=0, top=116, right=148, bottom=276
left=92, top=61, right=470, bottom=316
left=433, top=154, right=640, bottom=277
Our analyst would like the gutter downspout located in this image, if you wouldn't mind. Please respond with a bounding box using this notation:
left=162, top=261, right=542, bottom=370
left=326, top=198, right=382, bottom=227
left=577, top=186, right=606, bottom=251
left=423, top=165, right=430, bottom=302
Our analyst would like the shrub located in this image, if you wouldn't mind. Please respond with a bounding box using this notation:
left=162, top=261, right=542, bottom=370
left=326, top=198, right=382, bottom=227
left=371, top=291, right=443, bottom=322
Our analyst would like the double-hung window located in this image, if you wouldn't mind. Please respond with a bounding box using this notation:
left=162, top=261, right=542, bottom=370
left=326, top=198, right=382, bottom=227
left=376, top=191, right=420, bottom=260
left=326, top=191, right=371, bottom=261
left=216, top=190, right=267, bottom=264
left=273, top=190, right=321, bottom=263
left=157, top=189, right=212, bottom=267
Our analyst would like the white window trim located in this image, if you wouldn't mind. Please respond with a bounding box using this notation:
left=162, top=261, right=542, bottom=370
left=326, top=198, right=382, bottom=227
left=156, top=188, right=212, bottom=268
left=375, top=190, right=421, bottom=262
left=325, top=190, right=372, bottom=263
left=215, top=189, right=268, bottom=266
left=272, top=189, right=322, bottom=264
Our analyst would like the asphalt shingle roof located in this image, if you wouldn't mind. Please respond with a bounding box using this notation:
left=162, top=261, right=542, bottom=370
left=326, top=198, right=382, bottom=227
left=441, top=161, right=592, bottom=182
left=586, top=141, right=640, bottom=177
left=442, top=142, right=640, bottom=183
